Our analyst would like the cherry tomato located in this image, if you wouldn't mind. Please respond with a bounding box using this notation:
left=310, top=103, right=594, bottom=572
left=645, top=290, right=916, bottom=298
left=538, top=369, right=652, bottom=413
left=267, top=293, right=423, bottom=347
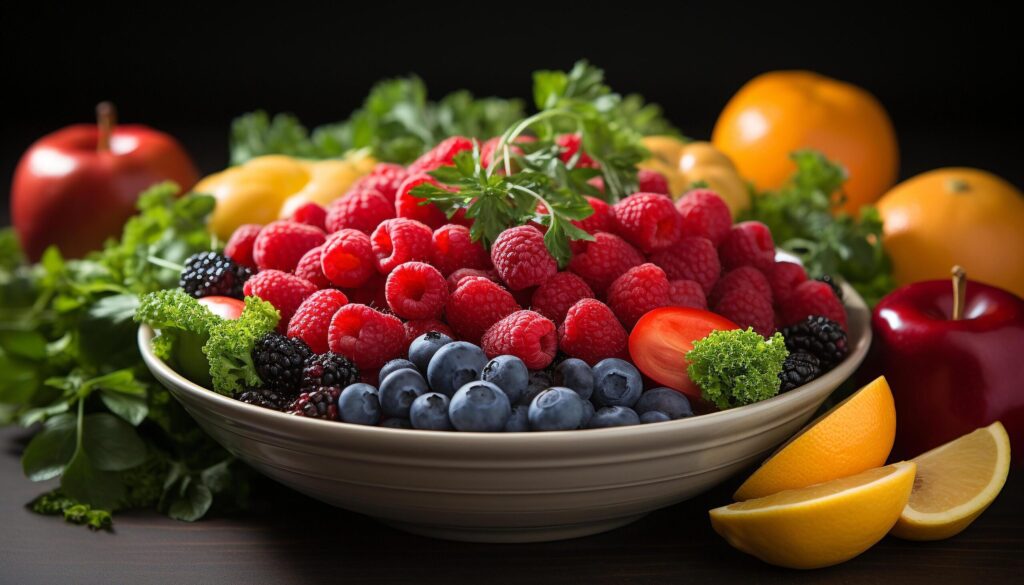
left=197, top=295, right=244, bottom=320
left=176, top=296, right=245, bottom=386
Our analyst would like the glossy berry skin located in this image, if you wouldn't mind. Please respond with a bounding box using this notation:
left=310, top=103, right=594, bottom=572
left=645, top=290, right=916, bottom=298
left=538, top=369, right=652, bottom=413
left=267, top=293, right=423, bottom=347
left=321, top=229, right=376, bottom=288
left=710, top=266, right=773, bottom=307
left=634, top=387, right=694, bottom=420
left=445, top=277, right=520, bottom=344
left=480, top=355, right=529, bottom=404
left=640, top=410, right=671, bottom=424
left=327, top=304, right=406, bottom=370
left=767, top=261, right=809, bottom=303
left=287, top=289, right=349, bottom=354
left=592, top=358, right=643, bottom=408
left=253, top=220, right=326, bottom=273
left=371, top=218, right=433, bottom=274
left=449, top=381, right=512, bottom=432
left=530, top=272, right=595, bottom=326
left=426, top=341, right=488, bottom=397
left=293, top=245, right=331, bottom=289
left=403, top=320, right=455, bottom=347
left=384, top=261, right=447, bottom=319
left=675, top=189, right=732, bottom=246
left=553, top=358, right=594, bottom=401
left=587, top=406, right=641, bottom=428
left=224, top=223, right=261, bottom=270
left=558, top=299, right=628, bottom=366
left=607, top=263, right=672, bottom=329
left=338, top=383, right=381, bottom=426
left=480, top=310, right=557, bottom=370
left=325, top=188, right=394, bottom=234
left=504, top=405, right=530, bottom=432
left=649, top=236, right=721, bottom=295
left=490, top=226, right=558, bottom=291
left=611, top=193, right=682, bottom=253
left=719, top=221, right=775, bottom=272
left=243, top=270, right=318, bottom=332
left=430, top=223, right=490, bottom=276
left=378, top=368, right=429, bottom=419
left=567, top=232, right=644, bottom=295
left=528, top=387, right=587, bottom=432
left=668, top=280, right=707, bottom=310
left=379, top=359, right=418, bottom=384
left=396, top=173, right=448, bottom=229
left=520, top=371, right=553, bottom=406
left=780, top=280, right=848, bottom=329
left=290, top=202, right=327, bottom=231
left=410, top=392, right=453, bottom=431
left=408, top=331, right=454, bottom=375
left=580, top=400, right=595, bottom=428
left=407, top=136, right=473, bottom=175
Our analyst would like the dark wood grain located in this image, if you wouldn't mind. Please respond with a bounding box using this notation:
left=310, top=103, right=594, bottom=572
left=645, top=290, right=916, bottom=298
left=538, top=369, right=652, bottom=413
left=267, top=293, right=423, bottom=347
left=1, top=426, right=1021, bottom=585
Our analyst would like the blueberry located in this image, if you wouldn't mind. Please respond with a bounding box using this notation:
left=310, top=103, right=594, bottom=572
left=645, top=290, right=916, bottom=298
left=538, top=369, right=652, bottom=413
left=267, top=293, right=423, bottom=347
left=410, top=392, right=453, bottom=431
left=519, top=370, right=553, bottom=406
left=592, top=358, right=642, bottom=407
left=528, top=387, right=586, bottom=431
left=379, top=358, right=418, bottom=384
left=553, top=358, right=594, bottom=400
left=379, top=369, right=428, bottom=418
left=480, top=355, right=528, bottom=404
left=409, top=331, right=454, bottom=374
left=634, top=387, right=694, bottom=420
left=337, top=383, right=381, bottom=426
left=587, top=406, right=641, bottom=428
left=504, top=404, right=530, bottom=432
left=379, top=417, right=412, bottom=429
left=449, top=381, right=511, bottom=432
left=640, top=410, right=671, bottom=424
left=580, top=399, right=595, bottom=428
left=427, top=341, right=488, bottom=397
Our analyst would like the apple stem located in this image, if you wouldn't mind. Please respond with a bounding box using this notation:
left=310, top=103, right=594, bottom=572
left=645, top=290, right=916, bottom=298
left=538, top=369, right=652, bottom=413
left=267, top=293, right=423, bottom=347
left=96, top=101, right=116, bottom=153
left=951, top=265, right=967, bottom=320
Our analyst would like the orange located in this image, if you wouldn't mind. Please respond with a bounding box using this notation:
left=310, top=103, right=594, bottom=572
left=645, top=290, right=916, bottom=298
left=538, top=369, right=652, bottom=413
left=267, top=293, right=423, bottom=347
left=734, top=376, right=896, bottom=501
left=711, top=462, right=916, bottom=569
left=877, top=168, right=1024, bottom=298
left=712, top=71, right=899, bottom=214
left=891, top=422, right=1010, bottom=541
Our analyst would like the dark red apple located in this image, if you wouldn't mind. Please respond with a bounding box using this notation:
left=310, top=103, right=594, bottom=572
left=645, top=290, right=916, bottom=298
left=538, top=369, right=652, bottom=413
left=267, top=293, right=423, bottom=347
left=11, top=102, right=198, bottom=261
left=872, top=268, right=1024, bottom=464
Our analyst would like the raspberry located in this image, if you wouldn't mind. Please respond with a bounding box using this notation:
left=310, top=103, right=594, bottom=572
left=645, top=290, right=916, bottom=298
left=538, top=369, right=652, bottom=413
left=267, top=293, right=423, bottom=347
left=403, top=319, right=454, bottom=345
left=287, top=289, right=349, bottom=353
left=446, top=267, right=500, bottom=291
left=481, top=310, right=558, bottom=370
left=611, top=193, right=682, bottom=253
left=556, top=133, right=598, bottom=168
left=431, top=224, right=490, bottom=276
left=395, top=173, right=448, bottom=229
left=575, top=196, right=612, bottom=235
left=243, top=270, right=318, bottom=332
left=490, top=226, right=558, bottom=291
left=321, top=229, right=376, bottom=288
left=351, top=163, right=408, bottom=201
left=341, top=272, right=388, bottom=310
left=675, top=189, right=732, bottom=246
left=385, top=261, right=447, bottom=320
left=767, top=261, right=808, bottom=303
left=327, top=304, right=406, bottom=370
left=290, top=202, right=327, bottom=231
left=637, top=169, right=670, bottom=195
left=530, top=271, right=595, bottom=325
left=719, top=221, right=775, bottom=272
left=293, top=245, right=330, bottom=289
left=779, top=280, right=848, bottom=329
left=445, top=277, right=520, bottom=343
left=606, top=263, right=672, bottom=329
left=224, top=223, right=261, bottom=270
left=479, top=135, right=534, bottom=170
left=558, top=299, right=628, bottom=366
left=371, top=218, right=433, bottom=274
left=648, top=236, right=721, bottom=295
left=567, top=232, right=644, bottom=295
left=407, top=136, right=474, bottom=174
left=449, top=207, right=473, bottom=228
left=669, top=279, right=707, bottom=310
left=253, top=220, right=326, bottom=272
left=714, top=287, right=776, bottom=338
left=325, top=188, right=395, bottom=234
left=709, top=266, right=773, bottom=307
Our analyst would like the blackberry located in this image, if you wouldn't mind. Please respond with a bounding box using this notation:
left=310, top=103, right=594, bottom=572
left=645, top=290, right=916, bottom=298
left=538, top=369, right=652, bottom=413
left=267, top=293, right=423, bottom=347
left=252, top=333, right=312, bottom=393
left=778, top=351, right=822, bottom=392
left=301, top=352, right=360, bottom=392
left=180, top=252, right=252, bottom=299
left=817, top=274, right=844, bottom=301
left=289, top=386, right=341, bottom=420
left=237, top=388, right=289, bottom=411
left=780, top=316, right=849, bottom=369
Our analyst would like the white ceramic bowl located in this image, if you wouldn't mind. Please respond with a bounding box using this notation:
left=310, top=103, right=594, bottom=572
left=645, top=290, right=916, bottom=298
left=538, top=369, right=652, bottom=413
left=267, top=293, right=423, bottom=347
left=139, top=284, right=870, bottom=543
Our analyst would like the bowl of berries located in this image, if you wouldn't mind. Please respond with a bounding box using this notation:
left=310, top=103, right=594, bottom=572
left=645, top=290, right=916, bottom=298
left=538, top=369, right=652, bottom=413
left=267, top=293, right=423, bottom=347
left=138, top=143, right=869, bottom=542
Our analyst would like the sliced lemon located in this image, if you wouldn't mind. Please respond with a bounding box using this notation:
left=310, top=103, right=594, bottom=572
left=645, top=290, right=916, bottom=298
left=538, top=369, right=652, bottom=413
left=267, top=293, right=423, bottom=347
left=891, top=421, right=1011, bottom=541
left=710, top=461, right=915, bottom=569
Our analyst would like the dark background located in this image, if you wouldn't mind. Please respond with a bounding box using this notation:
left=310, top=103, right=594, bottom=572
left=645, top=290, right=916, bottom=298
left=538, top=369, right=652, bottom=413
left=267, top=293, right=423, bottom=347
left=2, top=3, right=1022, bottom=221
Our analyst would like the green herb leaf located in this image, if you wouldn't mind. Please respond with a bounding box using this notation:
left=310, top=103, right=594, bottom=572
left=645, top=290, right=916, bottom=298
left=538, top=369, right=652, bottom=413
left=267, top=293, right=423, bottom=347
left=100, top=391, right=149, bottom=426
left=166, top=480, right=213, bottom=522
left=61, top=451, right=125, bottom=511
left=22, top=413, right=77, bottom=481
left=80, top=413, right=148, bottom=472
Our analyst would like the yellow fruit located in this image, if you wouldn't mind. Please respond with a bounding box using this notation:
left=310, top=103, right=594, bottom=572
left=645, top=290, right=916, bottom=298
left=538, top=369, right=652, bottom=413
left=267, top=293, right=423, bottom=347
left=891, top=422, right=1011, bottom=541
left=735, top=376, right=896, bottom=500
left=710, top=462, right=916, bottom=569
left=639, top=138, right=750, bottom=216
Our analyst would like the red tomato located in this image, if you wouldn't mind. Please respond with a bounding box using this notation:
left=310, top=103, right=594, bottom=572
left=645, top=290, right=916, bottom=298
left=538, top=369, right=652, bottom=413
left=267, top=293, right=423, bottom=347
left=628, top=307, right=738, bottom=399
left=197, top=296, right=244, bottom=320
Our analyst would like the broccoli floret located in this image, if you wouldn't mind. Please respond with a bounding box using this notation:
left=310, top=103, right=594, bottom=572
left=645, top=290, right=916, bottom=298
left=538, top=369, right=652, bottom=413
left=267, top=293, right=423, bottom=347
left=686, top=328, right=789, bottom=410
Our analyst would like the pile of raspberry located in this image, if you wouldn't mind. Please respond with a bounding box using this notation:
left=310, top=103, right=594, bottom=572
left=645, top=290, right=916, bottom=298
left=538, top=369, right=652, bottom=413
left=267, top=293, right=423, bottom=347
left=225, top=135, right=847, bottom=384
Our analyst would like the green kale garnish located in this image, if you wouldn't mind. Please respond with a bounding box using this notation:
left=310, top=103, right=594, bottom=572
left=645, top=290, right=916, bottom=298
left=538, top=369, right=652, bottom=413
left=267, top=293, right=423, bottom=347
left=686, top=329, right=789, bottom=410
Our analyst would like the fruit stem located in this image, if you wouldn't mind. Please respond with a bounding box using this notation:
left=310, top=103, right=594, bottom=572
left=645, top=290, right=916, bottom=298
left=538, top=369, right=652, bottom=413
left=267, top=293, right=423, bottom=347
left=951, top=265, right=967, bottom=320
left=96, top=101, right=116, bottom=152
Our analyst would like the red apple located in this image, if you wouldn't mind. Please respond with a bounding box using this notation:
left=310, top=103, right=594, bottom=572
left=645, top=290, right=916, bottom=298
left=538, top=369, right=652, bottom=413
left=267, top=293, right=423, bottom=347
left=871, top=268, right=1024, bottom=464
left=11, top=102, right=199, bottom=261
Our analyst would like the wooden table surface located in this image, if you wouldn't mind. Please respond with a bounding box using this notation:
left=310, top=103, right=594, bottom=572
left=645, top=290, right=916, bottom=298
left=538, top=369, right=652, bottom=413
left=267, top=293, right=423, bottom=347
left=1, top=426, right=1021, bottom=585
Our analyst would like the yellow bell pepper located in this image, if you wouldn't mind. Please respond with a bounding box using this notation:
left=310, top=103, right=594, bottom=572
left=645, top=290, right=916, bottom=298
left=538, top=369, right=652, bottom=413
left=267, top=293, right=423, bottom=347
left=640, top=137, right=750, bottom=217
left=194, top=152, right=377, bottom=239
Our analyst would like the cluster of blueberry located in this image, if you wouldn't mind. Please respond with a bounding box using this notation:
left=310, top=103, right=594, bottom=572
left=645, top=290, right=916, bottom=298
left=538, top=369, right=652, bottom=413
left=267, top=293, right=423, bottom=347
left=337, top=331, right=694, bottom=432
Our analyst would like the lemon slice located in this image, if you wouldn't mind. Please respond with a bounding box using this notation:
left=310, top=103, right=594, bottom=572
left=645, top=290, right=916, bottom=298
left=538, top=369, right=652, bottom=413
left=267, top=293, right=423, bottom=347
left=710, top=461, right=915, bottom=569
left=891, top=421, right=1011, bottom=541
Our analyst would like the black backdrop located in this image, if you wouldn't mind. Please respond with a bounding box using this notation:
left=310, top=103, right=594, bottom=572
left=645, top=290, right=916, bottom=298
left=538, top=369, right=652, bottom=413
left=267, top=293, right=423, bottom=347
left=3, top=2, right=1022, bottom=225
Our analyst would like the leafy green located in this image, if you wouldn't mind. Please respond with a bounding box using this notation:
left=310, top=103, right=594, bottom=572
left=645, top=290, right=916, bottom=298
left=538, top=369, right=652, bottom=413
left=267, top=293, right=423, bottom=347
left=686, top=329, right=789, bottom=410
left=743, top=151, right=896, bottom=306
left=30, top=490, right=113, bottom=531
